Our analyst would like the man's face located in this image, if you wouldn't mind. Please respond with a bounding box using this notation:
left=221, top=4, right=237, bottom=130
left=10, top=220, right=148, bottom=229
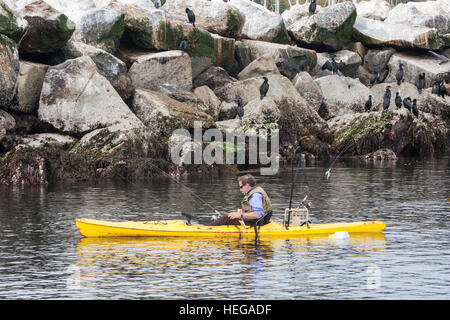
left=238, top=181, right=251, bottom=194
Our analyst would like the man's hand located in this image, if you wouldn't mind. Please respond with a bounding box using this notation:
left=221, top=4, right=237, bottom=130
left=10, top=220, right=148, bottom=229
left=228, top=211, right=242, bottom=220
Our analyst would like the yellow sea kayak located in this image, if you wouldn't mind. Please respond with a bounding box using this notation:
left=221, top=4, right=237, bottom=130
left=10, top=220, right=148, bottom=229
left=75, top=218, right=385, bottom=238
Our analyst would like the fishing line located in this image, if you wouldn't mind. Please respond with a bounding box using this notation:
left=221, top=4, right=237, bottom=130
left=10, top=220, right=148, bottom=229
left=298, top=131, right=358, bottom=204
left=146, top=160, right=222, bottom=215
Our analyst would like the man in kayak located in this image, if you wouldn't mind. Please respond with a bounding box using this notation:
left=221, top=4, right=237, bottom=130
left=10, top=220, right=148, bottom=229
left=207, top=174, right=272, bottom=226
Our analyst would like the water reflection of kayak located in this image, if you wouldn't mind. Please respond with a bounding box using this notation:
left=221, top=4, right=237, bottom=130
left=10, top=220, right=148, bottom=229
left=75, top=218, right=385, bottom=238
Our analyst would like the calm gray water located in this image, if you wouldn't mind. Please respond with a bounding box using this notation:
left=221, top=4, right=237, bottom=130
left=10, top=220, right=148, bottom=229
left=0, top=158, right=449, bottom=299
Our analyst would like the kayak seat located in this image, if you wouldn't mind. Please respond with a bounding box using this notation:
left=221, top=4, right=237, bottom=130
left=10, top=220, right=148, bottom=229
left=250, top=209, right=272, bottom=227
left=251, top=210, right=273, bottom=238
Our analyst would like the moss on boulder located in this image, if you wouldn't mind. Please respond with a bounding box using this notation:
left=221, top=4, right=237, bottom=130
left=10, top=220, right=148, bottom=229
left=0, top=0, right=28, bottom=43
left=288, top=2, right=356, bottom=50
left=19, top=1, right=75, bottom=54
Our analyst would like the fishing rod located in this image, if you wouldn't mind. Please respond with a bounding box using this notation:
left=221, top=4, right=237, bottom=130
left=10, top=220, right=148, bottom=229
left=284, top=132, right=359, bottom=229
left=300, top=130, right=358, bottom=203
left=146, top=161, right=222, bottom=216
left=285, top=146, right=303, bottom=229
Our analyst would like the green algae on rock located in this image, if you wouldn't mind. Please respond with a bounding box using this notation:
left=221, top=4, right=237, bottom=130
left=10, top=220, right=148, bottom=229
left=288, top=2, right=356, bottom=50
left=0, top=0, right=28, bottom=44
left=0, top=34, right=19, bottom=107
left=18, top=0, right=75, bottom=54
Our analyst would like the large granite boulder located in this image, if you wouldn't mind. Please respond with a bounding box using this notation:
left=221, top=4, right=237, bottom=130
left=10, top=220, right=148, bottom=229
left=128, top=50, right=192, bottom=91
left=0, top=34, right=19, bottom=107
left=328, top=107, right=448, bottom=157
left=162, top=0, right=245, bottom=38
left=117, top=2, right=238, bottom=76
left=353, top=16, right=446, bottom=51
left=314, top=75, right=371, bottom=120
left=214, top=73, right=330, bottom=157
left=215, top=73, right=303, bottom=107
left=0, top=131, right=79, bottom=186
left=363, top=47, right=396, bottom=74
left=115, top=3, right=204, bottom=51
left=193, top=66, right=237, bottom=92
left=234, top=40, right=252, bottom=71
left=192, top=85, right=221, bottom=120
left=13, top=60, right=48, bottom=114
left=13, top=0, right=105, bottom=24
left=242, top=97, right=280, bottom=125
left=237, top=53, right=279, bottom=80
left=241, top=39, right=317, bottom=79
left=156, top=83, right=200, bottom=107
left=64, top=122, right=154, bottom=183
left=228, top=0, right=290, bottom=44
left=72, top=8, right=125, bottom=53
left=292, top=71, right=324, bottom=112
left=131, top=88, right=214, bottom=138
left=287, top=1, right=357, bottom=50
left=38, top=56, right=144, bottom=134
left=355, top=0, right=390, bottom=21
left=281, top=3, right=324, bottom=29
left=385, top=51, right=450, bottom=89
left=63, top=41, right=133, bottom=101
left=385, top=1, right=449, bottom=34
left=367, top=82, right=449, bottom=114
left=18, top=0, right=75, bottom=54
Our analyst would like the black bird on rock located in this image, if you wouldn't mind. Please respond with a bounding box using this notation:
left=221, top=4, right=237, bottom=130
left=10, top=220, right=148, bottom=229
left=412, top=99, right=419, bottom=118
left=416, top=72, right=425, bottom=94
left=185, top=8, right=196, bottom=28
left=383, top=86, right=391, bottom=111
left=439, top=80, right=446, bottom=99
left=395, top=63, right=404, bottom=86
left=321, top=54, right=344, bottom=76
left=369, top=71, right=378, bottom=88
left=179, top=36, right=188, bottom=54
left=395, top=92, right=402, bottom=109
left=432, top=79, right=440, bottom=95
left=309, top=0, right=316, bottom=15
left=236, top=100, right=244, bottom=120
left=365, top=95, right=372, bottom=112
left=403, top=97, right=412, bottom=112
left=260, top=77, right=269, bottom=100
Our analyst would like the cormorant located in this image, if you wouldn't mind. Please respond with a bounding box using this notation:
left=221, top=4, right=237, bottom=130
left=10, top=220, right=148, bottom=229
left=236, top=100, right=244, bottom=120
left=309, top=0, right=316, bottom=15
left=416, top=72, right=425, bottom=94
left=185, top=8, right=196, bottom=28
left=432, top=79, right=440, bottom=95
left=403, top=97, right=412, bottom=112
left=395, top=63, right=404, bottom=86
left=438, top=80, right=446, bottom=99
left=179, top=36, right=188, bottom=54
left=365, top=95, right=372, bottom=112
left=395, top=92, right=402, bottom=109
left=321, top=54, right=344, bottom=76
left=412, top=99, right=419, bottom=118
left=383, top=86, right=391, bottom=111
left=369, top=71, right=378, bottom=88
left=260, top=77, right=269, bottom=100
